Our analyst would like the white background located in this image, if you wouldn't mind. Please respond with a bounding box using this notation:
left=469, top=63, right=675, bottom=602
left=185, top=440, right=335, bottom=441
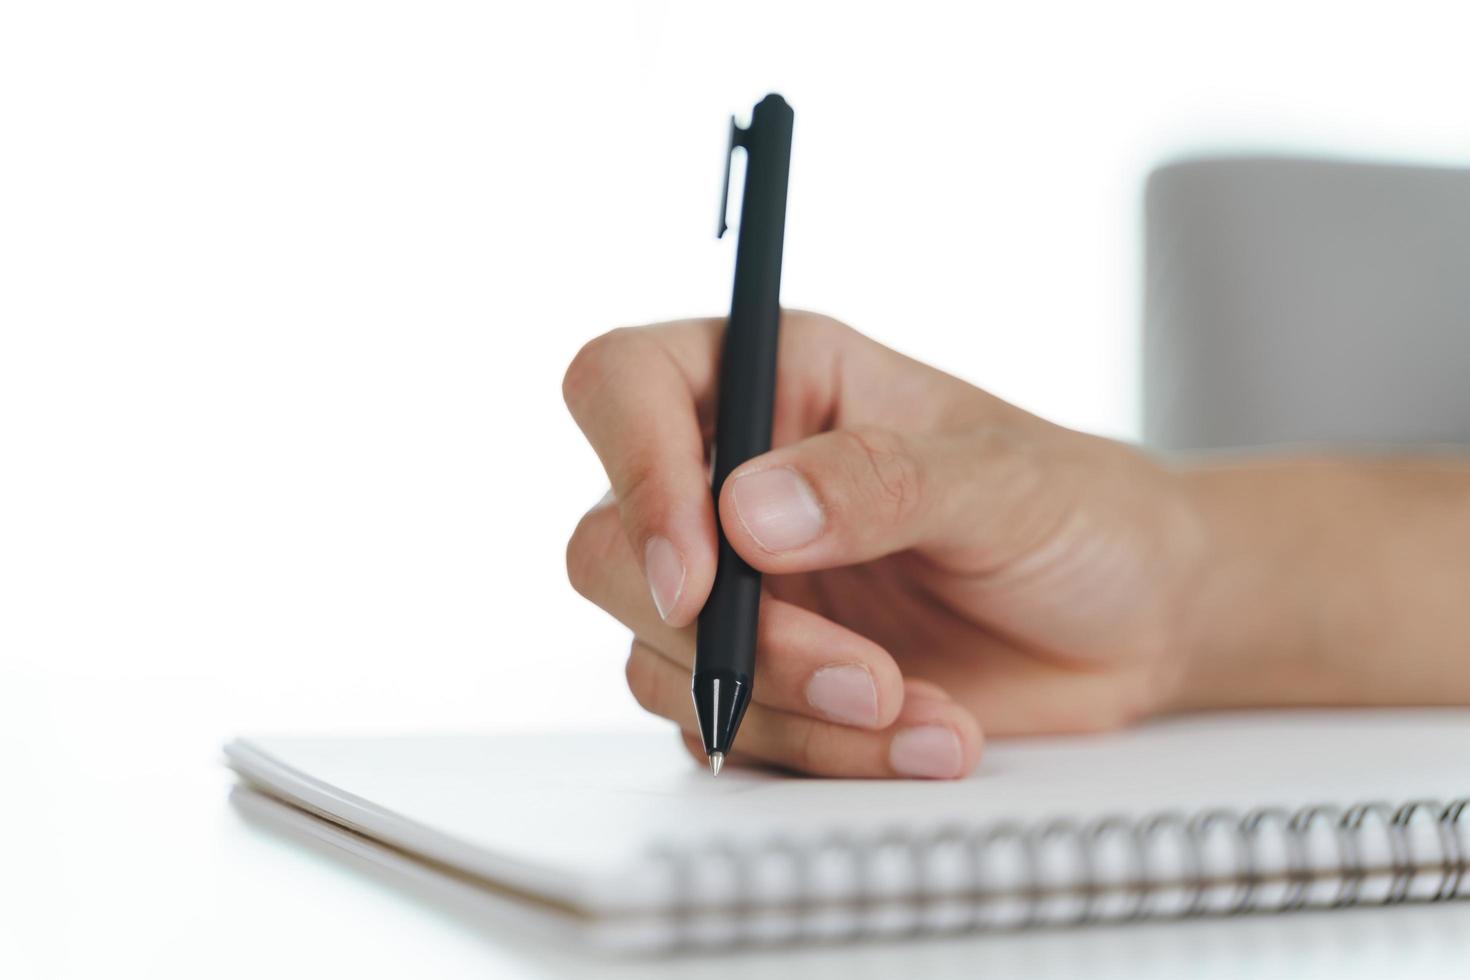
left=4, top=2, right=1470, bottom=976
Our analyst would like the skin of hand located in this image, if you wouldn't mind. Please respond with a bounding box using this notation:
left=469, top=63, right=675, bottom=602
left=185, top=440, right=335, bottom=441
left=562, top=312, right=1470, bottom=778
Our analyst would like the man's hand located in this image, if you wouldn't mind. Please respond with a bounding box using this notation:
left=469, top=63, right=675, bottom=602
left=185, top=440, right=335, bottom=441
left=562, top=312, right=1470, bottom=777
left=562, top=313, right=1205, bottom=777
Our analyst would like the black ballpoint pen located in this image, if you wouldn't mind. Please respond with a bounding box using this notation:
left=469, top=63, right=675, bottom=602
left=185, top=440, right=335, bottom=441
left=693, top=93, right=794, bottom=776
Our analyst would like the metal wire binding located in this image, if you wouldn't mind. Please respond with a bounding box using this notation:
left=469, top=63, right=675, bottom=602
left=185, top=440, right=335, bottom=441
left=650, top=796, right=1469, bottom=948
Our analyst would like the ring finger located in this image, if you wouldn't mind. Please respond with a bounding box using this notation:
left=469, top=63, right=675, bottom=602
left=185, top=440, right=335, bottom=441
left=625, top=639, right=983, bottom=779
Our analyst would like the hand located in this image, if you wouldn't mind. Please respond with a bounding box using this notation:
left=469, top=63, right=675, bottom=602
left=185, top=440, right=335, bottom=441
left=562, top=312, right=1211, bottom=778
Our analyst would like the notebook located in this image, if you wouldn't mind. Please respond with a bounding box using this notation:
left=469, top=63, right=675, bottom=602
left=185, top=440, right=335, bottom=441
left=225, top=709, right=1470, bottom=952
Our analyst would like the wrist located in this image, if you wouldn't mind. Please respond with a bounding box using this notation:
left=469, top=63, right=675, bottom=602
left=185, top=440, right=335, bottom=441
left=1166, top=462, right=1326, bottom=711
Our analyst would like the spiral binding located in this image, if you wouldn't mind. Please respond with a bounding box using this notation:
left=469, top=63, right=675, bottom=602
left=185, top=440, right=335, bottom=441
left=646, top=796, right=1469, bottom=947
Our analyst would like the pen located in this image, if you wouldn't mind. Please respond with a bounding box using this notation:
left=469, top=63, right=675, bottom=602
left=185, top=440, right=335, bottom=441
left=693, top=93, right=795, bottom=776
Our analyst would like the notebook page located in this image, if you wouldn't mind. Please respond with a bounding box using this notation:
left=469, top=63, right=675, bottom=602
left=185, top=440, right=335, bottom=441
left=228, top=709, right=1470, bottom=913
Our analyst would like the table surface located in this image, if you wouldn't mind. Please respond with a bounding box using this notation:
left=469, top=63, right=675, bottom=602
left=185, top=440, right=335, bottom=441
left=5, top=745, right=1468, bottom=980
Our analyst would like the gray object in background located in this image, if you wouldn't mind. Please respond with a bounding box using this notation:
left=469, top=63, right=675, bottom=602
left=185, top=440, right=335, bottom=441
left=1143, top=156, right=1470, bottom=453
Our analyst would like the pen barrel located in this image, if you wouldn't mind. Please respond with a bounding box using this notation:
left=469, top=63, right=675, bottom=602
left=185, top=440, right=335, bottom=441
left=694, top=95, right=793, bottom=753
left=715, top=95, right=792, bottom=487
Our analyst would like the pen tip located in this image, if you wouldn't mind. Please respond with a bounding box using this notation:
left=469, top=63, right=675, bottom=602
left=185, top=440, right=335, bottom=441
left=708, top=752, right=724, bottom=777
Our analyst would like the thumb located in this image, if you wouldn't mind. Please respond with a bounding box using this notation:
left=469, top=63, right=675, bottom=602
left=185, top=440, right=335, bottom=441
left=717, top=425, right=1059, bottom=575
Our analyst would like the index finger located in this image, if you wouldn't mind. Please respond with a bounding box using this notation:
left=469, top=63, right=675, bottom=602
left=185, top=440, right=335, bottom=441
left=562, top=318, right=723, bottom=626
left=561, top=313, right=849, bottom=626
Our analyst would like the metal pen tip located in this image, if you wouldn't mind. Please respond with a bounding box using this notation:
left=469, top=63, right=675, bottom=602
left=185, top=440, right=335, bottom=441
left=708, top=752, right=724, bottom=777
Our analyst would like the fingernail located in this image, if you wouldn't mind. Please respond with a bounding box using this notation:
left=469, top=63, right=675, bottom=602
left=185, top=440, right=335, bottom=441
left=805, top=664, right=880, bottom=727
left=889, top=725, right=964, bottom=779
left=730, top=467, right=824, bottom=552
left=644, top=536, right=685, bottom=622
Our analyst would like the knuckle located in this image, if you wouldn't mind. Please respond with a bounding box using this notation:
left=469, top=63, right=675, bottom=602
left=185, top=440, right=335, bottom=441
left=624, top=646, right=660, bottom=713
left=787, top=719, right=823, bottom=773
left=564, top=509, right=616, bottom=599
left=788, top=309, right=853, bottom=342
left=562, top=327, right=635, bottom=411
left=839, top=427, right=924, bottom=527
left=614, top=459, right=660, bottom=519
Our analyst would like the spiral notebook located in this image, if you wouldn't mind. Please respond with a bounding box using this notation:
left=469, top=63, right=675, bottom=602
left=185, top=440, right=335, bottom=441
left=225, top=710, right=1470, bottom=952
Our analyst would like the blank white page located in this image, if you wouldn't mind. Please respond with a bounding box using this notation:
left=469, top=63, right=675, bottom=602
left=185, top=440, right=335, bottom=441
left=227, top=709, right=1470, bottom=912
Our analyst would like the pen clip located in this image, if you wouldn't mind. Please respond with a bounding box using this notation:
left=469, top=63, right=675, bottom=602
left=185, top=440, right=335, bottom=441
left=717, top=115, right=748, bottom=239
